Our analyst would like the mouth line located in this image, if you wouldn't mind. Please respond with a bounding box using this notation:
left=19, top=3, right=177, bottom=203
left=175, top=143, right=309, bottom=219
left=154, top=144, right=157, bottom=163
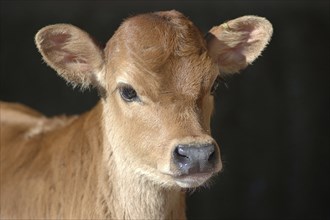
left=173, top=172, right=214, bottom=179
left=161, top=170, right=215, bottom=179
left=160, top=171, right=215, bottom=188
left=173, top=172, right=213, bottom=188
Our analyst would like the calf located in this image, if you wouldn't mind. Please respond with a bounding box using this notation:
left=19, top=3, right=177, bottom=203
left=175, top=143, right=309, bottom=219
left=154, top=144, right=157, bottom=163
left=0, top=10, right=272, bottom=219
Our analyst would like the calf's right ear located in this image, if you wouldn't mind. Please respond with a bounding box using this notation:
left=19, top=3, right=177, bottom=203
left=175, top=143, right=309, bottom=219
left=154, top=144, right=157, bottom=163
left=35, top=24, right=104, bottom=88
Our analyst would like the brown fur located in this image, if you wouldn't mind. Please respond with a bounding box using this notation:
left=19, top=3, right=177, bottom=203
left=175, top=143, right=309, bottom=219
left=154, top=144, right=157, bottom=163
left=0, top=10, right=272, bottom=219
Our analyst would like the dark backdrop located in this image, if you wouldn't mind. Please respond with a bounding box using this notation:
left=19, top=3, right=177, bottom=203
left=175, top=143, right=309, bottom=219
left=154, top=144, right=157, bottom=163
left=1, top=1, right=329, bottom=219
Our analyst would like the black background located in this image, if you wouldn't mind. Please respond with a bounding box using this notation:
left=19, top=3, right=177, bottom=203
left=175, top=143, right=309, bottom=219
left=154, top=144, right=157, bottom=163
left=1, top=1, right=329, bottom=219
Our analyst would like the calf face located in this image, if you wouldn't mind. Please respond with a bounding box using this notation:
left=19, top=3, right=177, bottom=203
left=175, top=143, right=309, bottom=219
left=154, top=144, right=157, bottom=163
left=35, top=10, right=272, bottom=188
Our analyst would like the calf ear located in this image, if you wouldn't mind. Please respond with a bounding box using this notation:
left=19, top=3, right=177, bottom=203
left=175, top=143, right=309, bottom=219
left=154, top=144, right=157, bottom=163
left=35, top=24, right=104, bottom=88
left=206, top=16, right=273, bottom=74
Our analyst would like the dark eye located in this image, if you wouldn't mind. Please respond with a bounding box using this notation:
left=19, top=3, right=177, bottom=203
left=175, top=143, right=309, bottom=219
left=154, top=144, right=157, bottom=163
left=211, top=76, right=221, bottom=95
left=119, top=84, right=139, bottom=102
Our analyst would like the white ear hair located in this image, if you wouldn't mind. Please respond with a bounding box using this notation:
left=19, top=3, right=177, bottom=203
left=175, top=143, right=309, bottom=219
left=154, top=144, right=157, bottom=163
left=207, top=16, right=273, bottom=74
left=35, top=24, right=104, bottom=88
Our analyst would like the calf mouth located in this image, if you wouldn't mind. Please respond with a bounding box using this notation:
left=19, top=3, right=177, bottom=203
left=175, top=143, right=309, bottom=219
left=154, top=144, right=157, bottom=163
left=173, top=172, right=215, bottom=188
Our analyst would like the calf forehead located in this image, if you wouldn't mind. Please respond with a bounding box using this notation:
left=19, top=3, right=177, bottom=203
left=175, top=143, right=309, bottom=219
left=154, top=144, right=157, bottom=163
left=105, top=10, right=216, bottom=97
left=164, top=54, right=216, bottom=98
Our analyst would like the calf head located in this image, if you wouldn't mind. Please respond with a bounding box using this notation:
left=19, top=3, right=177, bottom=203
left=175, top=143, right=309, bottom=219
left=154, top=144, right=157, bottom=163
left=35, top=10, right=272, bottom=188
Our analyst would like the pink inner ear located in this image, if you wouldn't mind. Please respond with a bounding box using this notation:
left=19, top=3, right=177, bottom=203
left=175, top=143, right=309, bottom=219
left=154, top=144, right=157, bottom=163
left=62, top=53, right=88, bottom=64
left=43, top=32, right=70, bottom=54
left=219, top=48, right=246, bottom=63
left=46, top=33, right=88, bottom=65
left=49, top=33, right=71, bottom=44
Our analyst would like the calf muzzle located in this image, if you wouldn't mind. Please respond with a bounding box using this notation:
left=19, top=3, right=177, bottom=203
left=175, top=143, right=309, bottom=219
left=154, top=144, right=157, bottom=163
left=172, top=143, right=218, bottom=175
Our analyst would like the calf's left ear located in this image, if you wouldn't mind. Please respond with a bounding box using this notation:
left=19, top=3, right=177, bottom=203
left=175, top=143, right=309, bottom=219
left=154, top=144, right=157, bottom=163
left=206, top=16, right=273, bottom=74
left=35, top=24, right=104, bottom=88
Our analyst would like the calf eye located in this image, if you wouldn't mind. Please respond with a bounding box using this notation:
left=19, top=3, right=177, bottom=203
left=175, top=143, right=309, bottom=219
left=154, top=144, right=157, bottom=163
left=119, top=84, right=139, bottom=102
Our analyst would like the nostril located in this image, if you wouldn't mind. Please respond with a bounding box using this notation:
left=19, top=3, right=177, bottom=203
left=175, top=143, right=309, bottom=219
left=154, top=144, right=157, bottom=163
left=173, top=146, right=191, bottom=170
left=175, top=146, right=189, bottom=158
left=208, top=150, right=215, bottom=161
left=204, top=143, right=217, bottom=163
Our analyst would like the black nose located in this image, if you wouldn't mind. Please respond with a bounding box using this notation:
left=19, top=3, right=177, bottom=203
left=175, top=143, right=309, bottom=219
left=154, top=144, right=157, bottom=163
left=172, top=143, right=218, bottom=175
